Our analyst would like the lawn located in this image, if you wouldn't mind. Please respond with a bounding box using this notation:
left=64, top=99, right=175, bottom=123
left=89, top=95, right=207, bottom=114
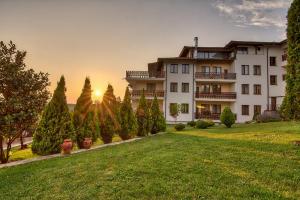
left=0, top=122, right=300, bottom=199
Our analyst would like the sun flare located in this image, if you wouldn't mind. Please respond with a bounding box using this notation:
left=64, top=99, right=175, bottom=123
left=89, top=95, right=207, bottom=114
left=94, top=89, right=102, bottom=99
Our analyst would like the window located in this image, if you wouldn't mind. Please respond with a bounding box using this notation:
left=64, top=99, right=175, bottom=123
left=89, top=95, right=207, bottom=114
left=212, top=66, right=222, bottom=74
left=282, top=74, right=286, bottom=81
left=254, top=84, right=261, bottom=95
left=201, top=84, right=210, bottom=93
left=146, top=83, right=156, bottom=91
left=237, top=47, right=248, bottom=54
left=182, top=64, right=189, bottom=74
left=241, top=65, right=249, bottom=75
left=254, top=105, right=261, bottom=116
left=270, top=75, right=277, bottom=85
left=242, top=105, right=249, bottom=115
left=170, top=82, right=178, bottom=92
left=255, top=47, right=262, bottom=55
left=270, top=57, right=277, bottom=66
left=212, top=84, right=221, bottom=93
left=241, top=84, right=249, bottom=94
left=170, top=64, right=178, bottom=73
left=181, top=104, right=189, bottom=114
left=182, top=83, right=189, bottom=93
left=212, top=104, right=221, bottom=114
left=253, top=65, right=261, bottom=75
left=169, top=103, right=178, bottom=115
left=201, top=66, right=210, bottom=73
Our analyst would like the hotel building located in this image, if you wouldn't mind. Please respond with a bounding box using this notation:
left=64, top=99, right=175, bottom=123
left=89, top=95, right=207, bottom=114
left=125, top=38, right=287, bottom=123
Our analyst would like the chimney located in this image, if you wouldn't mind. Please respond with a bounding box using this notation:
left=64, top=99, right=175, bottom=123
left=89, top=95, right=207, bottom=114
left=194, top=37, right=198, bottom=59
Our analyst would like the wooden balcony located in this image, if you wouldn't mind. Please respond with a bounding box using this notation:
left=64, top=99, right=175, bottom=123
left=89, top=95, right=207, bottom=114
left=126, top=71, right=165, bottom=79
left=131, top=90, right=164, bottom=98
left=195, top=92, right=236, bottom=99
left=195, top=72, right=236, bottom=80
left=195, top=112, right=220, bottom=120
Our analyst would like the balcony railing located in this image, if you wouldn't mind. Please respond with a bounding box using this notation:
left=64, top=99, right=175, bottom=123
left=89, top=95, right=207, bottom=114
left=195, top=92, right=236, bottom=99
left=195, top=72, right=236, bottom=80
left=126, top=71, right=165, bottom=79
left=195, top=112, right=221, bottom=120
left=131, top=90, right=164, bottom=98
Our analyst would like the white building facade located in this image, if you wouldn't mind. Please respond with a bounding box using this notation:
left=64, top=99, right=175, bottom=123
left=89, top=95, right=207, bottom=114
left=126, top=38, right=287, bottom=123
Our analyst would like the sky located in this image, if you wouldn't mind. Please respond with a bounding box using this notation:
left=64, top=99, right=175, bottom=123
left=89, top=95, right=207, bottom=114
left=0, top=0, right=292, bottom=103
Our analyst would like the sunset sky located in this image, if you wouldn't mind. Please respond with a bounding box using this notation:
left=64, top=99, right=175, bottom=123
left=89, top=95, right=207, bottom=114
left=0, top=0, right=291, bottom=103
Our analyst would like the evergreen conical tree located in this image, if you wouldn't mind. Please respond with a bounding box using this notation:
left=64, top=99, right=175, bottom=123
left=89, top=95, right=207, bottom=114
left=281, top=0, right=300, bottom=120
left=119, top=87, right=137, bottom=140
left=150, top=95, right=166, bottom=134
left=73, top=77, right=98, bottom=148
left=32, top=76, right=75, bottom=155
left=100, top=84, right=118, bottom=143
left=136, top=90, right=151, bottom=136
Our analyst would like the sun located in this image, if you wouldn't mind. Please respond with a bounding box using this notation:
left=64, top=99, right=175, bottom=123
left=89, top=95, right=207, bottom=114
left=94, top=89, right=102, bottom=99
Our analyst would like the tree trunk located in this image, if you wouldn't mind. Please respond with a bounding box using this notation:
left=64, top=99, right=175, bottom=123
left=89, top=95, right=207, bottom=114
left=20, top=133, right=26, bottom=150
left=0, top=136, right=5, bottom=164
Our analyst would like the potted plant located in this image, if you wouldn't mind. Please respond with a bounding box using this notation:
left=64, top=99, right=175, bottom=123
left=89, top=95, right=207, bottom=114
left=61, top=139, right=73, bottom=155
left=83, top=137, right=92, bottom=149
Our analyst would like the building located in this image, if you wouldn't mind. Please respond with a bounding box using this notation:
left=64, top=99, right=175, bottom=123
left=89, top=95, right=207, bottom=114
left=125, top=38, right=287, bottom=123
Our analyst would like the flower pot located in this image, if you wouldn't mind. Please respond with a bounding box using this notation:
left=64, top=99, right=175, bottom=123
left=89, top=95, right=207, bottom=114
left=61, top=139, right=73, bottom=155
left=83, top=138, right=92, bottom=149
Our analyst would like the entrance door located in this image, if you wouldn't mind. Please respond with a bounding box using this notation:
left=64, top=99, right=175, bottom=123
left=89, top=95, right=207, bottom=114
left=271, top=97, right=277, bottom=111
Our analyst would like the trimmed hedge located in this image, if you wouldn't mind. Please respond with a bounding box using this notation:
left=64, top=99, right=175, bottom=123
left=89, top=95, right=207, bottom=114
left=174, top=123, right=185, bottom=131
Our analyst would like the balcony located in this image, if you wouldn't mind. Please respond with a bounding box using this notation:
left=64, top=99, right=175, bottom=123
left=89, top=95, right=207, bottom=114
left=126, top=71, right=165, bottom=80
left=195, top=92, right=236, bottom=101
left=195, top=112, right=220, bottom=120
left=131, top=90, right=164, bottom=98
left=195, top=72, right=236, bottom=81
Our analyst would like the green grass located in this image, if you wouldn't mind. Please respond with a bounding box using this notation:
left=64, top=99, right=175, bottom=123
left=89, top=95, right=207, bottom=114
left=1, top=122, right=300, bottom=199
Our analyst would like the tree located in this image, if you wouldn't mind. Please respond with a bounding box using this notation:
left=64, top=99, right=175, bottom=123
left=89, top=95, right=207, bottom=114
left=150, top=95, right=166, bottom=134
left=220, top=107, right=235, bottom=128
left=31, top=76, right=75, bottom=155
left=136, top=90, right=151, bottom=136
left=0, top=41, right=50, bottom=163
left=100, top=84, right=119, bottom=143
left=281, top=0, right=300, bottom=120
left=119, top=87, right=137, bottom=140
left=73, top=78, right=98, bottom=148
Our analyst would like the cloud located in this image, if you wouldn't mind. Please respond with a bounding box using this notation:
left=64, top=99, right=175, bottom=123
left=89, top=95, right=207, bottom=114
left=213, top=0, right=292, bottom=28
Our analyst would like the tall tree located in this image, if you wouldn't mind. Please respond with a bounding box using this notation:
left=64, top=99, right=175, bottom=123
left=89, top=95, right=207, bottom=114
left=281, top=0, right=300, bottom=119
left=0, top=41, right=50, bottom=163
left=32, top=76, right=75, bottom=155
left=136, top=90, right=151, bottom=136
left=119, top=87, right=137, bottom=140
left=73, top=78, right=98, bottom=148
left=150, top=95, right=166, bottom=134
left=100, top=84, right=118, bottom=143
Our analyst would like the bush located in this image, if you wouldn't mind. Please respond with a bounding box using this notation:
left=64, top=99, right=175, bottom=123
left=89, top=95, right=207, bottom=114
left=256, top=111, right=282, bottom=123
left=196, top=120, right=209, bottom=129
left=187, top=121, right=196, bottom=127
left=205, top=119, right=215, bottom=127
left=220, top=107, right=235, bottom=128
left=174, top=123, right=185, bottom=131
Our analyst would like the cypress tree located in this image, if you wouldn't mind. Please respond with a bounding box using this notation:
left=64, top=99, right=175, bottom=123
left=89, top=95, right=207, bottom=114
left=150, top=95, right=166, bottom=134
left=73, top=77, right=98, bottom=148
left=32, top=76, right=75, bottom=155
left=281, top=0, right=300, bottom=120
left=136, top=90, right=151, bottom=136
left=100, top=84, right=118, bottom=143
left=119, top=87, right=137, bottom=140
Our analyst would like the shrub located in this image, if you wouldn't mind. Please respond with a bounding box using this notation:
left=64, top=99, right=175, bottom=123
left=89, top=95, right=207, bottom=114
left=119, top=87, right=137, bottom=140
left=32, top=76, right=75, bottom=155
left=256, top=111, right=282, bottom=123
left=205, top=119, right=215, bottom=127
left=150, top=95, right=166, bottom=134
left=187, top=121, right=196, bottom=127
left=196, top=120, right=209, bottom=129
left=174, top=123, right=185, bottom=131
left=220, top=107, right=235, bottom=128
